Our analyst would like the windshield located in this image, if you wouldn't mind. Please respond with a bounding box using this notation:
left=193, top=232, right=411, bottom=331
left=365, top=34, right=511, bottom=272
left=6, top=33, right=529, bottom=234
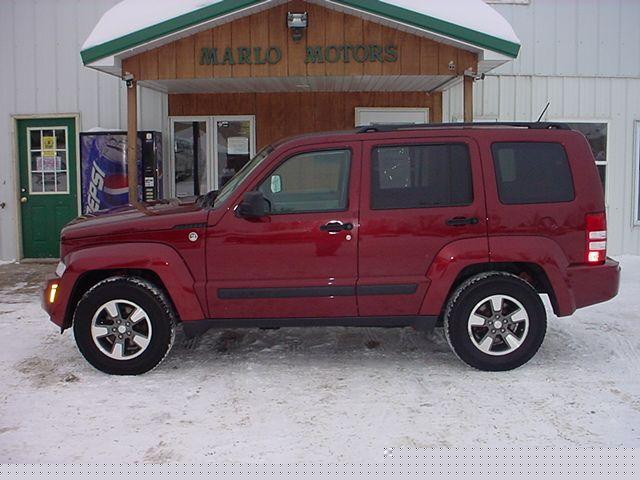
left=212, top=146, right=274, bottom=208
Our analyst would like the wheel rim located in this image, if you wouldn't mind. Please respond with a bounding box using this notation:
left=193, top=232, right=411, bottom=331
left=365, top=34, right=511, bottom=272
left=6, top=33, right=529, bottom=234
left=467, top=294, right=530, bottom=356
left=90, top=300, right=152, bottom=360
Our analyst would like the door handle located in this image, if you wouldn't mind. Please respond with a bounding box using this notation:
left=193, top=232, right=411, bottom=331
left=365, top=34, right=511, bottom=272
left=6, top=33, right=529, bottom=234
left=320, top=221, right=354, bottom=234
left=446, top=216, right=478, bottom=227
left=20, top=197, right=28, bottom=204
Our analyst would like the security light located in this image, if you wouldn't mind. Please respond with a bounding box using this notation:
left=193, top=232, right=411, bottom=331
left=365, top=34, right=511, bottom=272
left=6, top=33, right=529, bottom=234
left=287, top=12, right=308, bottom=42
left=123, top=72, right=135, bottom=88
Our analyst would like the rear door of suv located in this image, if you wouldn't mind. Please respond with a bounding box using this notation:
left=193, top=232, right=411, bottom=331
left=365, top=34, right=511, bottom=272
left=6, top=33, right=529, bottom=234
left=477, top=130, right=595, bottom=266
left=357, top=134, right=488, bottom=316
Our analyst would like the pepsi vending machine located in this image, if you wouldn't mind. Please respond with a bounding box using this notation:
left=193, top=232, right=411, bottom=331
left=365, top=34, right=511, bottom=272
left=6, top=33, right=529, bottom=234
left=80, top=131, right=163, bottom=213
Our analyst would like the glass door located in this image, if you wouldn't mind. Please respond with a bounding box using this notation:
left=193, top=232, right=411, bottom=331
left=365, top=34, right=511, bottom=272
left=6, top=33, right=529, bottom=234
left=171, top=118, right=209, bottom=198
left=214, top=116, right=256, bottom=189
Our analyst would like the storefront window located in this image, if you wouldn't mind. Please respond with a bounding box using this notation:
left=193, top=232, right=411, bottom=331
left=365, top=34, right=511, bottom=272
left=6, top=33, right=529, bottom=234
left=565, top=123, right=607, bottom=194
left=173, top=121, right=207, bottom=198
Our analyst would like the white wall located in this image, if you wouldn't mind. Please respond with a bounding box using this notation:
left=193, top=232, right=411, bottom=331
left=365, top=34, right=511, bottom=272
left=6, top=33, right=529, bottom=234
left=444, top=0, right=640, bottom=255
left=490, top=0, right=640, bottom=78
left=0, top=0, right=168, bottom=261
left=444, top=75, right=640, bottom=255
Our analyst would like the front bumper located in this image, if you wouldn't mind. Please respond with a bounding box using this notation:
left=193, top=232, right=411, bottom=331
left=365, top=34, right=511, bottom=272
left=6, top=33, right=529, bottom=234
left=42, top=268, right=79, bottom=329
left=567, top=257, right=621, bottom=311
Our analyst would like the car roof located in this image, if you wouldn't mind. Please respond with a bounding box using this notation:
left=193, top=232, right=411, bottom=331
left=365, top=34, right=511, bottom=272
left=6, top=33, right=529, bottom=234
left=272, top=122, right=576, bottom=151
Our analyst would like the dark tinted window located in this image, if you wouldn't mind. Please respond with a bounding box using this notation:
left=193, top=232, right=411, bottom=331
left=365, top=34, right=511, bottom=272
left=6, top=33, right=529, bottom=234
left=492, top=142, right=575, bottom=204
left=258, top=149, right=350, bottom=214
left=371, top=144, right=473, bottom=210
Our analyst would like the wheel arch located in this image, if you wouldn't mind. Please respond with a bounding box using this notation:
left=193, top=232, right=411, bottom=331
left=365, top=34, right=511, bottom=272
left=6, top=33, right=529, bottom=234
left=58, top=242, right=206, bottom=329
left=420, top=236, right=575, bottom=318
left=447, top=262, right=559, bottom=315
left=62, top=269, right=177, bottom=329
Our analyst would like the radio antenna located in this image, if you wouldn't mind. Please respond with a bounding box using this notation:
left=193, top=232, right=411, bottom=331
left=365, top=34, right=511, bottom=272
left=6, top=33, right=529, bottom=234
left=536, top=102, right=551, bottom=122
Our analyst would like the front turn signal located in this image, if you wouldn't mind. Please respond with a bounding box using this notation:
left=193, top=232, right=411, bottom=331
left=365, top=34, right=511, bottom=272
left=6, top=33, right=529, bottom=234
left=49, top=283, right=59, bottom=304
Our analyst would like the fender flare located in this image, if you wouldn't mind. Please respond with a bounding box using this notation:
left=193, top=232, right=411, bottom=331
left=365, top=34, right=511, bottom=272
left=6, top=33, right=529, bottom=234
left=419, top=237, right=490, bottom=316
left=418, top=235, right=575, bottom=317
left=62, top=242, right=205, bottom=323
left=489, top=235, right=574, bottom=316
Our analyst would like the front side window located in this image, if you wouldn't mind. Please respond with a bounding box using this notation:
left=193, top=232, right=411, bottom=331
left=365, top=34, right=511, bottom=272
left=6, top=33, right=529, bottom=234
left=258, top=149, right=351, bottom=214
left=371, top=144, right=473, bottom=210
left=492, top=142, right=575, bottom=204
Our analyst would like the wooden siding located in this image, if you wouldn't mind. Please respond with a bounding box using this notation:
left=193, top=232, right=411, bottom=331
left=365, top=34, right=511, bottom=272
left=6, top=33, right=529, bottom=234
left=169, top=91, right=442, bottom=149
left=123, top=1, right=477, bottom=81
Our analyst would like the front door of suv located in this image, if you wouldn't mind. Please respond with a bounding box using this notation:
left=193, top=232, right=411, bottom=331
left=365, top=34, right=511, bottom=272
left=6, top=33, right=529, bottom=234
left=206, top=142, right=361, bottom=320
left=358, top=137, right=488, bottom=316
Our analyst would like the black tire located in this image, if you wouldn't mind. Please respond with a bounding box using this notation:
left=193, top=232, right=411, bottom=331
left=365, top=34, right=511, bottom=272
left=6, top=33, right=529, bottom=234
left=444, top=272, right=547, bottom=371
left=73, top=276, right=176, bottom=375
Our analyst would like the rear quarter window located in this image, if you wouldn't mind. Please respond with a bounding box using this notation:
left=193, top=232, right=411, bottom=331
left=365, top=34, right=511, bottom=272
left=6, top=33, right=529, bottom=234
left=491, top=142, right=575, bottom=204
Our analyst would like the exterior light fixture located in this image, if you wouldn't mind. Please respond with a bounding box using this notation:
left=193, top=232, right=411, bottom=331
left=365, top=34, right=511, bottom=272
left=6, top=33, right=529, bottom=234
left=287, top=12, right=308, bottom=42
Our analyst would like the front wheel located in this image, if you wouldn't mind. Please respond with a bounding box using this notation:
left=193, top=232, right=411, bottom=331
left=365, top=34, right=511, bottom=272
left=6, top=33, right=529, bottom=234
left=444, top=272, right=547, bottom=371
left=73, top=277, right=176, bottom=375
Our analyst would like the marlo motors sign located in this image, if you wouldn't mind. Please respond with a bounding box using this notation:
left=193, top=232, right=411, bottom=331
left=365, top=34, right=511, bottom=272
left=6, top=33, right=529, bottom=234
left=198, top=44, right=399, bottom=66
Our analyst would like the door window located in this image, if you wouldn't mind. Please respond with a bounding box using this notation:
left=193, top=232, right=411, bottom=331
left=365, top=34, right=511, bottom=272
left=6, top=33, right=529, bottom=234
left=28, top=127, right=69, bottom=194
left=370, top=144, right=473, bottom=209
left=258, top=149, right=351, bottom=214
left=216, top=119, right=253, bottom=188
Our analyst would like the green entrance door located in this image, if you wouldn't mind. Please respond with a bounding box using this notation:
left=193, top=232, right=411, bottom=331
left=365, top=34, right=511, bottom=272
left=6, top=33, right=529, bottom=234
left=17, top=117, right=79, bottom=258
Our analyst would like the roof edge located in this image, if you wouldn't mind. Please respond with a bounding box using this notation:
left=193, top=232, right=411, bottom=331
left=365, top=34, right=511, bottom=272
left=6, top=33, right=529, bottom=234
left=333, top=0, right=520, bottom=58
left=81, top=0, right=267, bottom=65
left=81, top=0, right=520, bottom=66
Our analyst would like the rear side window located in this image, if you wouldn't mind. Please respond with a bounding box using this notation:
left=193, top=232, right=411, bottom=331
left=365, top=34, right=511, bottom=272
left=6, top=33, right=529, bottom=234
left=492, top=142, right=575, bottom=204
left=371, top=144, right=473, bottom=210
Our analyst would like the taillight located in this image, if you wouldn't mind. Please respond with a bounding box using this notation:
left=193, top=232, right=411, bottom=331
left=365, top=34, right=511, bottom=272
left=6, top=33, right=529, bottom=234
left=585, top=212, right=607, bottom=264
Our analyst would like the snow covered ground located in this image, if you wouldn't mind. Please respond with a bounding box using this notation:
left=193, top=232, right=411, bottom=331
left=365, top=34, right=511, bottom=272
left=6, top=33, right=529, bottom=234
left=0, top=257, right=639, bottom=462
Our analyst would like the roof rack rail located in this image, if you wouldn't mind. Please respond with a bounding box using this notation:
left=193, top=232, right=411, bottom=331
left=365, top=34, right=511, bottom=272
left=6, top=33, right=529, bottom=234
left=356, top=122, right=572, bottom=134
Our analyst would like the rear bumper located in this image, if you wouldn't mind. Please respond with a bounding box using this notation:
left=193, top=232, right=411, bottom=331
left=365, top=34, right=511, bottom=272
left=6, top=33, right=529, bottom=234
left=565, top=257, right=620, bottom=313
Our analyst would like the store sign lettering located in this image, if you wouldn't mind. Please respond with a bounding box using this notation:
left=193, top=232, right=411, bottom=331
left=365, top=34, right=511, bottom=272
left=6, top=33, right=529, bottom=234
left=200, top=47, right=282, bottom=65
left=305, top=45, right=398, bottom=64
left=198, top=44, right=398, bottom=66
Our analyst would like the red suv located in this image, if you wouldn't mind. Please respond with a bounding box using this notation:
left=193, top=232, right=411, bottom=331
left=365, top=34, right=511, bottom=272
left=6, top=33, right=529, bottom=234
left=43, top=123, right=620, bottom=375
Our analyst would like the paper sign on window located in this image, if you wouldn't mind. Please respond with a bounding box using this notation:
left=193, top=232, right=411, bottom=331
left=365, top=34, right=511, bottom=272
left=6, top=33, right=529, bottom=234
left=37, top=156, right=61, bottom=171
left=227, top=137, right=249, bottom=155
left=42, top=136, right=56, bottom=157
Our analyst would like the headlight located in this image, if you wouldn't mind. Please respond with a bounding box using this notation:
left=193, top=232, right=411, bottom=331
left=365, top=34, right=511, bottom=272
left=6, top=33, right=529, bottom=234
left=55, top=261, right=66, bottom=278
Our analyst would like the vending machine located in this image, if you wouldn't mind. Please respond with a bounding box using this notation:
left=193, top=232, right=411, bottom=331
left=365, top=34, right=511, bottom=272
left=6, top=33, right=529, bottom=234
left=80, top=131, right=163, bottom=213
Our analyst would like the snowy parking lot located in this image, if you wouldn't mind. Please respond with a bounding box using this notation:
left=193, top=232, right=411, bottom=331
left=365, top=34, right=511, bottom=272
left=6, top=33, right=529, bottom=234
left=0, top=257, right=639, bottom=462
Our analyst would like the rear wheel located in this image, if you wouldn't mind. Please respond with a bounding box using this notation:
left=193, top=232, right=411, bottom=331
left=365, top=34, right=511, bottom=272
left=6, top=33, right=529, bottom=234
left=444, top=272, right=547, bottom=371
left=73, top=277, right=176, bottom=375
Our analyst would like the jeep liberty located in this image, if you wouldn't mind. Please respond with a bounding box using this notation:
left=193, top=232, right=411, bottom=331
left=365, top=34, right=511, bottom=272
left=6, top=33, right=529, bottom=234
left=42, top=123, right=620, bottom=374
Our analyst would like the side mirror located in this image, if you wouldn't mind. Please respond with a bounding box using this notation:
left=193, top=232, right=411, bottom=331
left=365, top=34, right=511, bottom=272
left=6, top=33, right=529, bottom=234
left=237, top=191, right=268, bottom=218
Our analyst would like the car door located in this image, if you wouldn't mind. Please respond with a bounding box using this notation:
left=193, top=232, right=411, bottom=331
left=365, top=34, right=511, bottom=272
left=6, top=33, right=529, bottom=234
left=206, top=142, right=361, bottom=320
left=357, top=136, right=487, bottom=316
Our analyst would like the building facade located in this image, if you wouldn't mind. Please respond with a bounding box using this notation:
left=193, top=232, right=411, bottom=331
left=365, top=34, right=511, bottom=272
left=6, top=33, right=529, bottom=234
left=0, top=0, right=639, bottom=260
